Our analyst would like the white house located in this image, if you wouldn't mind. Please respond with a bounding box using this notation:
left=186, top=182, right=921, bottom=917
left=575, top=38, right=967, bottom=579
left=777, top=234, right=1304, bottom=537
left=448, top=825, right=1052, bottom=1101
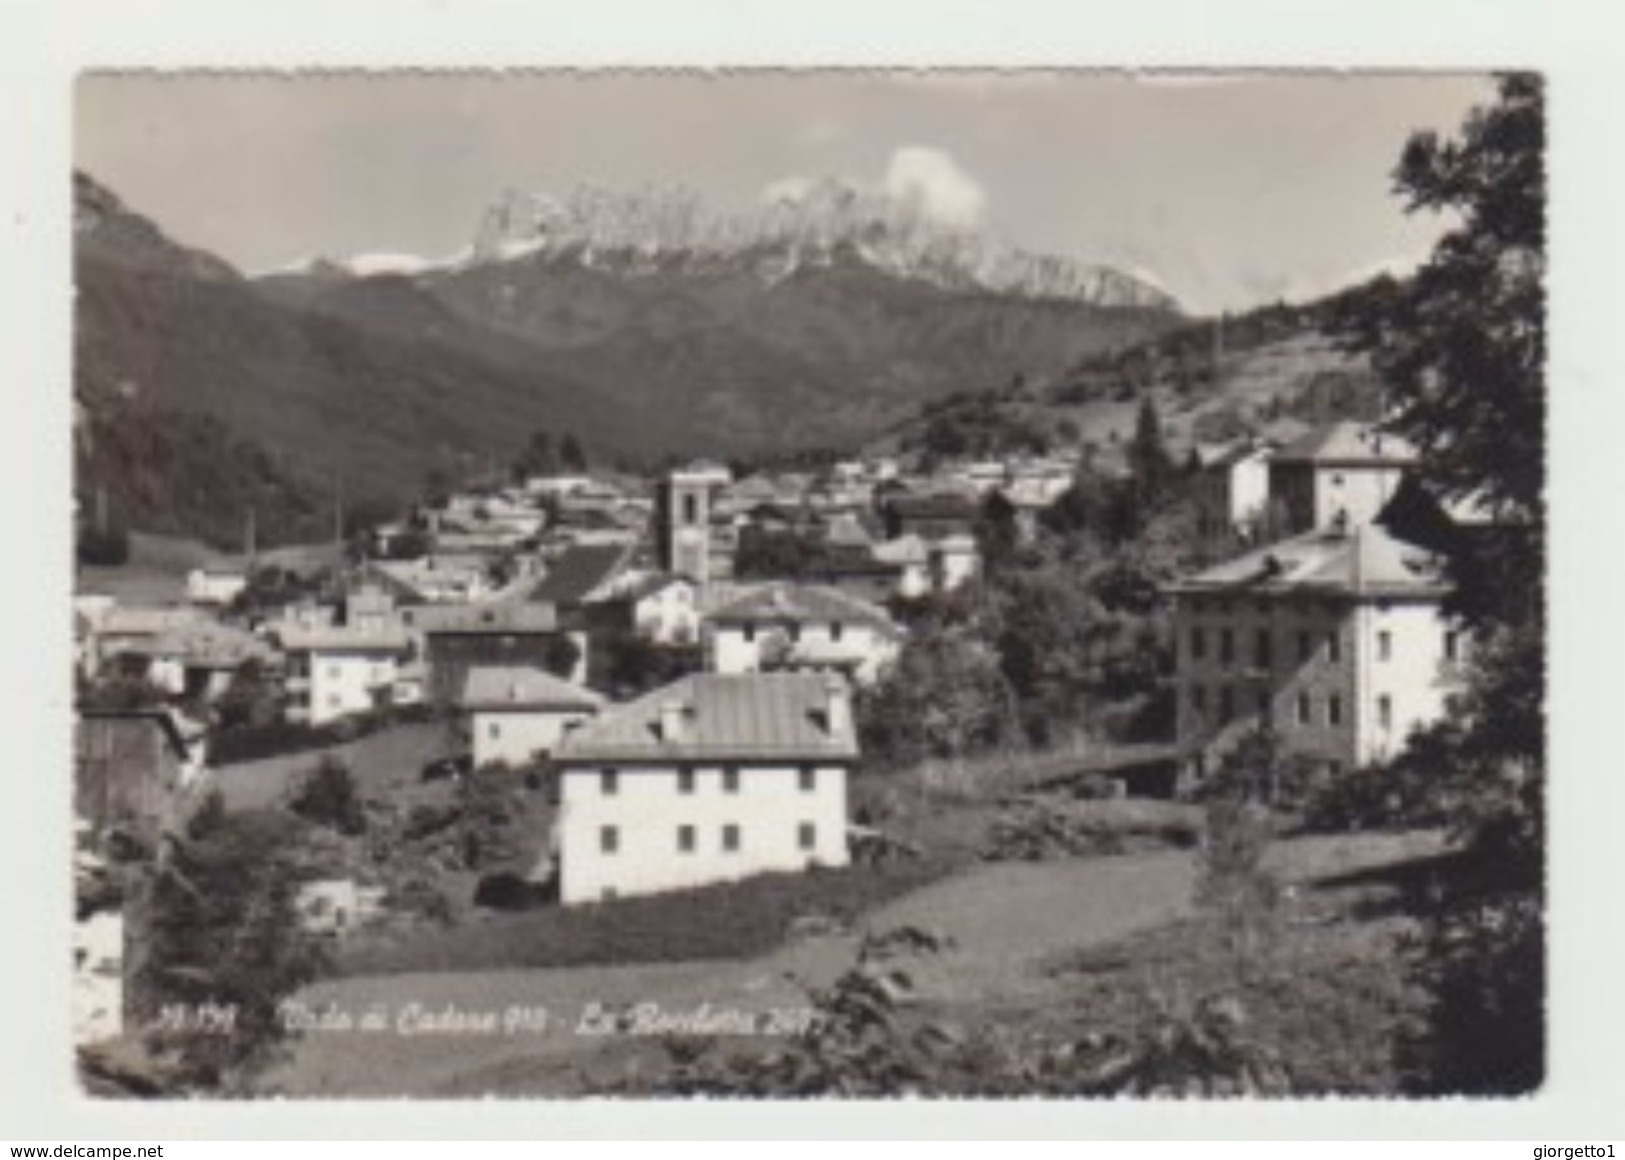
left=278, top=625, right=413, bottom=725
left=705, top=582, right=903, bottom=686
left=616, top=573, right=703, bottom=645
left=462, top=664, right=605, bottom=770
left=551, top=672, right=857, bottom=904
left=1267, top=420, right=1417, bottom=536
left=1166, top=522, right=1465, bottom=783
left=1190, top=439, right=1274, bottom=549
left=185, top=566, right=249, bottom=606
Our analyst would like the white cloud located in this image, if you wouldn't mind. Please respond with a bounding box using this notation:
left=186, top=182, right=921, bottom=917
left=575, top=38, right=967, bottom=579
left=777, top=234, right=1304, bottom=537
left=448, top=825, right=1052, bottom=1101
left=881, top=145, right=986, bottom=229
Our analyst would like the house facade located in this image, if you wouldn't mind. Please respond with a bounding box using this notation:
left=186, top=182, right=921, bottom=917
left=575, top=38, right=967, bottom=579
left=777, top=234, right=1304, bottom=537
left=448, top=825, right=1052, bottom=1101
left=1267, top=421, right=1416, bottom=536
left=462, top=665, right=605, bottom=769
left=278, top=626, right=412, bottom=725
left=705, top=582, right=902, bottom=686
left=1167, top=523, right=1464, bottom=783
left=1191, top=440, right=1274, bottom=548
left=552, top=672, right=857, bottom=904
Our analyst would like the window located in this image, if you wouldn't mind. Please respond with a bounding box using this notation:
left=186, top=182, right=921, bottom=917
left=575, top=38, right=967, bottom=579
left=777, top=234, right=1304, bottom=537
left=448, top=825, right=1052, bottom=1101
left=488, top=722, right=501, bottom=740
left=1326, top=760, right=1344, bottom=778
left=677, top=768, right=695, bottom=795
left=601, top=769, right=619, bottom=796
left=1219, top=628, right=1235, bottom=667
left=1256, top=689, right=1271, bottom=719
left=328, top=664, right=342, bottom=679
left=1190, top=626, right=1207, bottom=661
left=599, top=825, right=619, bottom=854
left=722, top=823, right=740, bottom=852
left=1377, top=631, right=1392, bottom=661
left=1444, top=631, right=1460, bottom=662
left=743, top=624, right=756, bottom=643
left=677, top=824, right=696, bottom=853
left=1254, top=629, right=1272, bottom=669
left=722, top=767, right=740, bottom=794
left=798, top=822, right=817, bottom=851
left=1219, top=686, right=1235, bottom=723
left=1191, top=685, right=1207, bottom=716
left=1297, top=631, right=1312, bottom=664
left=830, top=621, right=844, bottom=642
left=1296, top=691, right=1312, bottom=726
left=798, top=766, right=817, bottom=792
left=788, top=623, right=803, bottom=644
left=1328, top=694, right=1343, bottom=727
left=1378, top=694, right=1393, bottom=730
left=682, top=493, right=698, bottom=525
left=1326, top=632, right=1342, bottom=664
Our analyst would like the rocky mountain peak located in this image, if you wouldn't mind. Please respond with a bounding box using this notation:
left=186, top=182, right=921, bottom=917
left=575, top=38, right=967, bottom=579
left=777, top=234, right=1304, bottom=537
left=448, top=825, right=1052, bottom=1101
left=467, top=180, right=1180, bottom=312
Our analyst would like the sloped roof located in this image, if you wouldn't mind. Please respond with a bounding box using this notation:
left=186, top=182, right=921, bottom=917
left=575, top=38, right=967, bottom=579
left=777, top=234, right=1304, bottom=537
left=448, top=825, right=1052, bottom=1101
left=528, top=542, right=632, bottom=606
left=461, top=665, right=605, bottom=712
left=1271, top=420, right=1417, bottom=467
left=707, top=582, right=901, bottom=637
left=406, top=601, right=559, bottom=635
left=556, top=672, right=858, bottom=764
left=275, top=625, right=412, bottom=653
left=1168, top=523, right=1447, bottom=599
left=888, top=492, right=980, bottom=520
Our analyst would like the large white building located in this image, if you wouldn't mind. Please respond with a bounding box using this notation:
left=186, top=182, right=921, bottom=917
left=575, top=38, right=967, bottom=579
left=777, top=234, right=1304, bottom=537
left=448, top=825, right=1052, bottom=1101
left=551, top=672, right=856, bottom=904
left=461, top=665, right=605, bottom=770
left=705, top=582, right=903, bottom=686
left=1166, top=522, right=1465, bottom=783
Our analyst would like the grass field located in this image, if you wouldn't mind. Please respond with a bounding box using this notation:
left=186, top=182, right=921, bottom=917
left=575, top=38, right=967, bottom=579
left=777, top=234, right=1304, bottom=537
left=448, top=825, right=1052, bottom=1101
left=260, top=828, right=1443, bottom=1097
left=210, top=722, right=452, bottom=813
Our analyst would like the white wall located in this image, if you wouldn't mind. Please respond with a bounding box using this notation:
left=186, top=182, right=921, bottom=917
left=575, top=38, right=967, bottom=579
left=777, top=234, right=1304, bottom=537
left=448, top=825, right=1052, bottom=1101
left=1312, top=464, right=1405, bottom=531
left=473, top=707, right=595, bottom=769
left=709, top=622, right=896, bottom=685
left=307, top=650, right=399, bottom=725
left=635, top=585, right=700, bottom=645
left=558, top=762, right=849, bottom=904
left=1353, top=601, right=1463, bottom=765
left=1174, top=591, right=1461, bottom=780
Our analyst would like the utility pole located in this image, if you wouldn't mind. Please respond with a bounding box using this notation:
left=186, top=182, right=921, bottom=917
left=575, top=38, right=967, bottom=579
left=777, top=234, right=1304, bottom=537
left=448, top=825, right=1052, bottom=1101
left=244, top=506, right=257, bottom=572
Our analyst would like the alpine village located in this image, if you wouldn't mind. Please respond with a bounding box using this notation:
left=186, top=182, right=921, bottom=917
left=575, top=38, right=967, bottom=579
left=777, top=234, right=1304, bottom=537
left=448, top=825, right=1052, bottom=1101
left=72, top=78, right=1545, bottom=1099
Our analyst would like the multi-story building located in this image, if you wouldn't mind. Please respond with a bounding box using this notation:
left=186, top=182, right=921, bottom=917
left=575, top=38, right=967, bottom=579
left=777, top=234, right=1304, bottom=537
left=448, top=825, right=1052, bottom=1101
left=704, top=582, right=903, bottom=686
left=1190, top=438, right=1274, bottom=549
left=277, top=625, right=413, bottom=725
left=1166, top=522, right=1464, bottom=783
left=461, top=665, right=605, bottom=770
left=552, top=672, right=856, bottom=904
left=1267, top=420, right=1416, bottom=535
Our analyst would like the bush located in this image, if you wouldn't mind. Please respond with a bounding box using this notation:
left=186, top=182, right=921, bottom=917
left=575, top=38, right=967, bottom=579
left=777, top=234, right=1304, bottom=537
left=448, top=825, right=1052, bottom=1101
left=287, top=757, right=367, bottom=837
left=76, top=523, right=131, bottom=567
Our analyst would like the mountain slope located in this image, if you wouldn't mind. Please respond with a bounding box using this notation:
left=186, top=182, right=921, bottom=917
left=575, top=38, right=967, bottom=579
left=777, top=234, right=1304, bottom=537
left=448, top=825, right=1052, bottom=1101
left=73, top=174, right=639, bottom=547
left=263, top=184, right=1185, bottom=457
left=874, top=288, right=1391, bottom=465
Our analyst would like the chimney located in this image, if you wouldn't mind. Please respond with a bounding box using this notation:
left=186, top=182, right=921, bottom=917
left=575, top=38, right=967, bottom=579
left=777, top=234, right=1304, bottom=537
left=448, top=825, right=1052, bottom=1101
left=660, top=699, right=685, bottom=744
left=824, top=675, right=852, bottom=739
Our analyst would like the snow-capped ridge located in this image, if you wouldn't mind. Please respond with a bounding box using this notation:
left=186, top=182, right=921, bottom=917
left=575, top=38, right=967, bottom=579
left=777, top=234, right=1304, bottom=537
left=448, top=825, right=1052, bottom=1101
left=465, top=180, right=1180, bottom=311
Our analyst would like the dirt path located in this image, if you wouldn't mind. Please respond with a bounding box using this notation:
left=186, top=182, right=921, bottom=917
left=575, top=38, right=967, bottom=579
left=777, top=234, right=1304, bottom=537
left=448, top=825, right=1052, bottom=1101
left=260, top=830, right=1439, bottom=1097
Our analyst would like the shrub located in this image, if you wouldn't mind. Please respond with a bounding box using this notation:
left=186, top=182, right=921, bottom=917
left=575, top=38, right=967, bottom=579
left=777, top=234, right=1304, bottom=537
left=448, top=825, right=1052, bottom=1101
left=287, top=757, right=367, bottom=837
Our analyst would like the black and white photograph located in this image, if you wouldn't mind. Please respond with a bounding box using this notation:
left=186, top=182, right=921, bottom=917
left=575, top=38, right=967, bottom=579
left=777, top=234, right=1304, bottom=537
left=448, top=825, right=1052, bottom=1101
left=62, top=68, right=1548, bottom=1104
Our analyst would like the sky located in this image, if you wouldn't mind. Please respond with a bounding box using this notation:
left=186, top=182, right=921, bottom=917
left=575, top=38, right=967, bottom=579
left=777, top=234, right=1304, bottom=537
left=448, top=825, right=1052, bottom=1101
left=75, top=71, right=1495, bottom=314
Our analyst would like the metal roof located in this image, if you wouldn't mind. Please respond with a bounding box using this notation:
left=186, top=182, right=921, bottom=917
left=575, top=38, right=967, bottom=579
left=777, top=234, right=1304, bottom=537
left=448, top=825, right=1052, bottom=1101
left=460, top=665, right=605, bottom=712
left=1167, top=523, right=1448, bottom=599
left=556, top=672, right=858, bottom=764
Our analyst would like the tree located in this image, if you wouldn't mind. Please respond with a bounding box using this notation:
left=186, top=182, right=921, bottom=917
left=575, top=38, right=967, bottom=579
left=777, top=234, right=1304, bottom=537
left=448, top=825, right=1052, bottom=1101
left=1338, top=73, right=1546, bottom=1096
left=559, top=433, right=588, bottom=473
left=287, top=756, right=367, bottom=837
left=1128, top=397, right=1175, bottom=504
left=1341, top=73, right=1544, bottom=634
